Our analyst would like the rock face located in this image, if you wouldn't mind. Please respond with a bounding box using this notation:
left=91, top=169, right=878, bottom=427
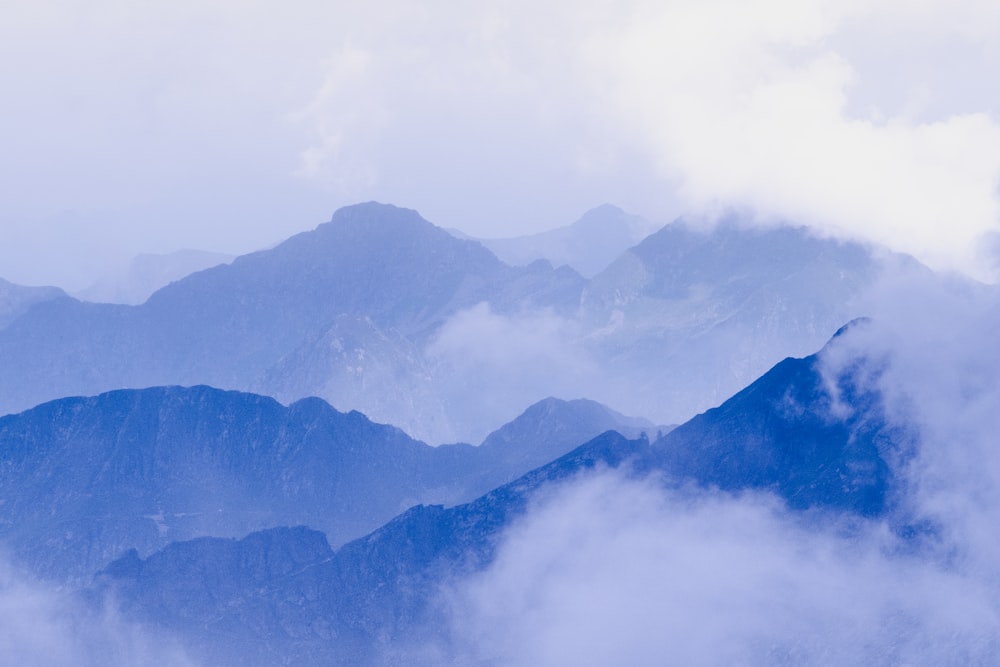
left=95, top=431, right=650, bottom=667
left=649, top=321, right=901, bottom=516
left=0, top=385, right=650, bottom=580
left=95, top=327, right=904, bottom=665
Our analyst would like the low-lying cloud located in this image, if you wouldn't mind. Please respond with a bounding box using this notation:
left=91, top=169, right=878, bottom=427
left=427, top=302, right=600, bottom=441
left=442, top=472, right=999, bottom=666
left=435, top=279, right=1000, bottom=666
left=0, top=558, right=197, bottom=667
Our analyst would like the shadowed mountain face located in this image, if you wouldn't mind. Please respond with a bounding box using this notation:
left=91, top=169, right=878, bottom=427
left=0, top=385, right=650, bottom=580
left=95, top=431, right=649, bottom=667
left=648, top=321, right=905, bottom=516
left=94, top=328, right=906, bottom=665
left=0, top=202, right=922, bottom=444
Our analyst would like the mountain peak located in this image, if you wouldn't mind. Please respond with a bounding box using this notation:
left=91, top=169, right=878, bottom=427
left=328, top=200, right=421, bottom=222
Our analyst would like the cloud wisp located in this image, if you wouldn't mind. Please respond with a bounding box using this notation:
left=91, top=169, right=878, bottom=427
left=435, top=279, right=1000, bottom=666
left=3, top=1, right=999, bottom=286
left=0, top=557, right=197, bottom=667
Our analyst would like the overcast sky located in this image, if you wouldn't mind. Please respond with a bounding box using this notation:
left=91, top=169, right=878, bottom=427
left=3, top=0, right=999, bottom=288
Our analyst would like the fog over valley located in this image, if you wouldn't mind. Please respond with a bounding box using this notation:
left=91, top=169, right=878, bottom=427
left=2, top=1, right=999, bottom=664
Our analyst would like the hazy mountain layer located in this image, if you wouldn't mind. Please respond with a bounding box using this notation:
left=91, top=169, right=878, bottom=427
left=0, top=203, right=584, bottom=442
left=0, top=277, right=66, bottom=329
left=0, top=201, right=928, bottom=443
left=477, top=204, right=658, bottom=277
left=76, top=248, right=236, bottom=305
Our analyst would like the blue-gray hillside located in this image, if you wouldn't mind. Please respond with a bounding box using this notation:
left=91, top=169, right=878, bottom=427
left=577, top=218, right=927, bottom=426
left=0, top=202, right=928, bottom=443
left=0, top=277, right=66, bottom=329
left=76, top=248, right=236, bottom=305
left=0, top=385, right=647, bottom=580
left=0, top=203, right=584, bottom=442
left=95, top=325, right=905, bottom=665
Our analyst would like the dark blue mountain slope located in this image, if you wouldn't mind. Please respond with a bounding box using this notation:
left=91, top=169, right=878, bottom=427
left=93, top=326, right=907, bottom=665
left=649, top=322, right=905, bottom=516
left=94, top=431, right=645, bottom=666
left=0, top=385, right=646, bottom=580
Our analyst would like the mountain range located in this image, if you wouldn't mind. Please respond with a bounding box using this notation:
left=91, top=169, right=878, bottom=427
left=0, top=386, right=655, bottom=580
left=92, top=322, right=904, bottom=665
left=0, top=202, right=924, bottom=444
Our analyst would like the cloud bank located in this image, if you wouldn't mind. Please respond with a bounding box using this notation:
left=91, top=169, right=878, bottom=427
left=3, top=1, right=999, bottom=286
left=444, top=474, right=998, bottom=666
left=0, top=558, right=197, bottom=667
left=435, top=278, right=1000, bottom=665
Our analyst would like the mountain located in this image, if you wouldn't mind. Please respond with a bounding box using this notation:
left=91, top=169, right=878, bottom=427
left=648, top=320, right=901, bottom=516
left=477, top=204, right=658, bottom=277
left=0, top=386, right=649, bottom=580
left=94, top=431, right=647, bottom=666
left=0, top=201, right=931, bottom=443
left=76, top=248, right=235, bottom=305
left=472, top=396, right=666, bottom=491
left=0, top=203, right=585, bottom=442
left=93, top=325, right=903, bottom=665
left=0, top=277, right=66, bottom=329
left=575, top=218, right=928, bottom=426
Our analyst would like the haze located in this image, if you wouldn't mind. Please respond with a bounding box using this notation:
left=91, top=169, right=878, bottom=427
left=2, top=0, right=999, bottom=289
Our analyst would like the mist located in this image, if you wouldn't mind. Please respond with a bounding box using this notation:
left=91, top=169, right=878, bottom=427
left=429, top=277, right=1000, bottom=666
left=0, top=557, right=197, bottom=667
left=3, top=1, right=999, bottom=288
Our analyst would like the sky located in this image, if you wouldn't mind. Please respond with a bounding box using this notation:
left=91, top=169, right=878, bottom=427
left=2, top=0, right=1000, bottom=289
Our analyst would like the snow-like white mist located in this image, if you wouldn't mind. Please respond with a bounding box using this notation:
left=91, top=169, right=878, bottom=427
left=443, top=474, right=997, bottom=666
left=433, top=278, right=1000, bottom=666
left=0, top=559, right=197, bottom=667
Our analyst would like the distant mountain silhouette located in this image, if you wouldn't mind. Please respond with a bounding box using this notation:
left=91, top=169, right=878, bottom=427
left=0, top=202, right=928, bottom=443
left=0, top=203, right=584, bottom=442
left=577, top=218, right=928, bottom=425
left=477, top=204, right=658, bottom=277
left=0, top=277, right=66, bottom=329
left=76, top=248, right=235, bottom=305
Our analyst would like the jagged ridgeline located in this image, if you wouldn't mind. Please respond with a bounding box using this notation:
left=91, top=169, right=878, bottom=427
left=0, top=386, right=656, bottom=580
left=0, top=202, right=919, bottom=444
left=92, top=323, right=911, bottom=666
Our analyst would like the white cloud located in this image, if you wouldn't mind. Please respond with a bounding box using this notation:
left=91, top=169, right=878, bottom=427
left=590, top=0, right=1000, bottom=280
left=2, top=1, right=1000, bottom=286
left=426, top=303, right=599, bottom=441
left=441, top=472, right=1000, bottom=666
left=0, top=557, right=198, bottom=667
left=433, top=277, right=1000, bottom=666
